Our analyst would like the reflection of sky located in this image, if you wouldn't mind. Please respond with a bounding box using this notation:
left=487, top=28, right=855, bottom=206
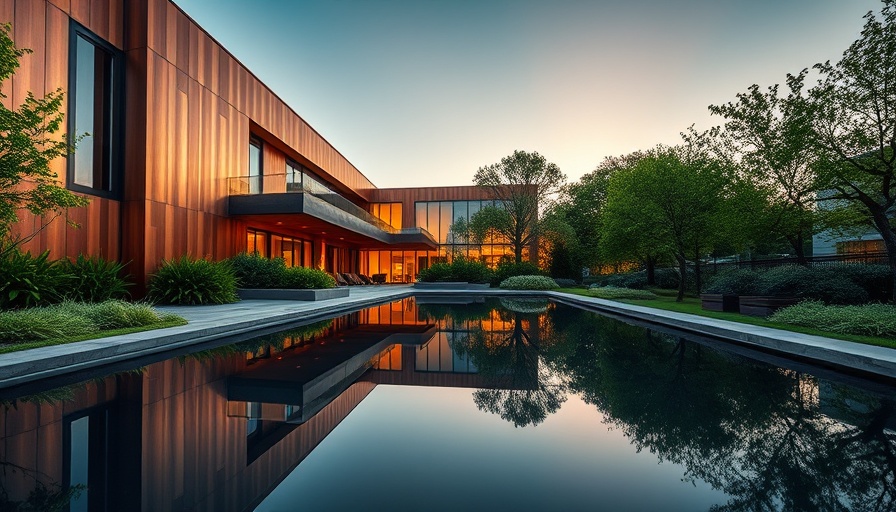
left=254, top=385, right=726, bottom=511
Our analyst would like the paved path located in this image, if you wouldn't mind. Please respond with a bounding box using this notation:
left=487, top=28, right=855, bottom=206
left=0, top=286, right=893, bottom=388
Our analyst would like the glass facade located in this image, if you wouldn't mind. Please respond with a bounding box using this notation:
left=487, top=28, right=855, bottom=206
left=247, top=228, right=313, bottom=268
left=370, top=203, right=402, bottom=229
left=359, top=200, right=518, bottom=282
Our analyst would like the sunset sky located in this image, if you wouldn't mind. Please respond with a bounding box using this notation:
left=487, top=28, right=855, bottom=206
left=174, top=0, right=881, bottom=188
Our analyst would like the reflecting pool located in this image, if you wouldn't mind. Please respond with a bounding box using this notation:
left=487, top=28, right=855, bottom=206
left=0, top=298, right=893, bottom=511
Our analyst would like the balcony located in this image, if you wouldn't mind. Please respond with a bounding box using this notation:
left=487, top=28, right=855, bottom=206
left=228, top=174, right=437, bottom=250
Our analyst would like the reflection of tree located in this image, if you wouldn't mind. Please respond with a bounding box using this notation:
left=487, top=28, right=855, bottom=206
left=545, top=304, right=896, bottom=511
left=450, top=303, right=569, bottom=427
left=0, top=462, right=82, bottom=512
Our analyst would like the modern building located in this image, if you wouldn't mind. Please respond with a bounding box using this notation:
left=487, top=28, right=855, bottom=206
left=6, top=0, right=528, bottom=291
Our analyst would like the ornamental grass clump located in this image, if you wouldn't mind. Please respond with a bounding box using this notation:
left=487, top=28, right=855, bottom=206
left=147, top=256, right=238, bottom=305
left=59, top=254, right=132, bottom=302
left=281, top=266, right=336, bottom=289
left=770, top=301, right=896, bottom=338
left=0, top=307, right=97, bottom=342
left=229, top=252, right=285, bottom=288
left=57, top=300, right=170, bottom=330
left=499, top=275, right=559, bottom=290
left=417, top=258, right=492, bottom=284
left=588, top=286, right=657, bottom=300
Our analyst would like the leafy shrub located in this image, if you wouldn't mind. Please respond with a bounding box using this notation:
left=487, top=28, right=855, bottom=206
left=757, top=265, right=868, bottom=305
left=418, top=258, right=493, bottom=284
left=493, top=260, right=542, bottom=286
left=770, top=301, right=896, bottom=337
left=281, top=266, right=336, bottom=289
left=0, top=249, right=67, bottom=309
left=705, top=268, right=761, bottom=295
left=602, top=272, right=648, bottom=289
left=827, top=264, right=892, bottom=302
left=499, top=275, right=559, bottom=290
left=0, top=307, right=97, bottom=342
left=229, top=252, right=285, bottom=288
left=418, top=263, right=452, bottom=282
left=553, top=278, right=577, bottom=288
left=588, top=286, right=657, bottom=300
left=147, top=256, right=238, bottom=305
left=59, top=254, right=132, bottom=302
left=499, top=297, right=550, bottom=313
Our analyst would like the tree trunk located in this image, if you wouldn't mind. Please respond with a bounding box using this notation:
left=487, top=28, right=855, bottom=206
left=675, top=253, right=687, bottom=302
left=645, top=257, right=656, bottom=286
left=868, top=209, right=896, bottom=302
left=694, top=258, right=702, bottom=294
left=514, top=244, right=523, bottom=264
left=789, top=232, right=808, bottom=266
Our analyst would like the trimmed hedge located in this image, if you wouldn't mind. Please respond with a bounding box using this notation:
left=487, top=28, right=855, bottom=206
left=588, top=286, right=658, bottom=300
left=492, top=260, right=542, bottom=286
left=770, top=301, right=896, bottom=337
left=147, top=256, right=239, bottom=305
left=553, top=278, right=578, bottom=288
left=499, top=275, right=559, bottom=290
left=703, top=264, right=882, bottom=305
left=418, top=258, right=493, bottom=284
left=705, top=268, right=762, bottom=296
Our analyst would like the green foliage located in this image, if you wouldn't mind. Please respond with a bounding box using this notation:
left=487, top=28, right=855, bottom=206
left=552, top=278, right=578, bottom=288
left=492, top=260, right=542, bottom=286
left=228, top=252, right=335, bottom=289
left=147, top=256, right=238, bottom=305
left=418, top=258, right=493, bottom=284
left=417, top=262, right=452, bottom=282
left=705, top=268, right=762, bottom=296
left=0, top=300, right=181, bottom=342
left=472, top=150, right=566, bottom=262
left=596, top=268, right=685, bottom=290
left=757, top=266, right=868, bottom=305
left=770, top=301, right=896, bottom=337
left=0, top=248, right=65, bottom=309
left=499, top=275, right=559, bottom=290
left=588, top=286, right=658, bottom=300
left=0, top=23, right=88, bottom=243
left=281, top=266, right=336, bottom=289
left=830, top=263, right=893, bottom=302
left=229, top=252, right=285, bottom=288
left=0, top=306, right=96, bottom=341
left=58, top=254, right=131, bottom=302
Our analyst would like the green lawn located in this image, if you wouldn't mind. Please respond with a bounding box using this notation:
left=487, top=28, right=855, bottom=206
left=557, top=287, right=896, bottom=350
left=0, top=317, right=188, bottom=355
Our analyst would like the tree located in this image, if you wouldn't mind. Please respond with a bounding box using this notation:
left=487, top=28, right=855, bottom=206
left=0, top=23, right=86, bottom=251
left=470, top=150, right=566, bottom=263
left=601, top=147, right=731, bottom=300
left=809, top=0, right=896, bottom=299
left=709, top=71, right=819, bottom=264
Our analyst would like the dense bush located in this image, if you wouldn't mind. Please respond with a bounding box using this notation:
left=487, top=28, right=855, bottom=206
left=0, top=249, right=66, bottom=309
left=229, top=252, right=335, bottom=289
left=417, top=258, right=493, bottom=284
left=492, top=260, right=542, bottom=286
left=597, top=268, right=688, bottom=290
left=770, top=301, right=896, bottom=338
left=147, top=256, right=239, bottom=305
left=828, top=264, right=893, bottom=302
left=229, top=252, right=285, bottom=288
left=0, top=300, right=184, bottom=342
left=499, top=275, right=559, bottom=290
left=588, top=286, right=657, bottom=300
left=705, top=268, right=762, bottom=296
left=553, top=278, right=578, bottom=288
left=59, top=254, right=132, bottom=302
left=757, top=265, right=868, bottom=305
left=281, top=266, right=336, bottom=289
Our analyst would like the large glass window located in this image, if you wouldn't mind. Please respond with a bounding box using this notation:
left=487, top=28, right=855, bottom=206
left=370, top=202, right=402, bottom=229
left=68, top=22, right=123, bottom=197
left=410, top=200, right=517, bottom=268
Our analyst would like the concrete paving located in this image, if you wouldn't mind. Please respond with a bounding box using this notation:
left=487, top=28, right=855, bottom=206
left=0, top=285, right=893, bottom=389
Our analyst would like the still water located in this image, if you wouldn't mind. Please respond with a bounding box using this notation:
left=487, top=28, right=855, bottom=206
left=0, top=297, right=894, bottom=511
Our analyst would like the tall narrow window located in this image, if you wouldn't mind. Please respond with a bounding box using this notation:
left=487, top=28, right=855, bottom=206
left=68, top=22, right=123, bottom=197
left=249, top=137, right=263, bottom=193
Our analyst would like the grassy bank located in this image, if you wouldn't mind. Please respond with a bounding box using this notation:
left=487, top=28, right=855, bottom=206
left=557, top=288, right=896, bottom=350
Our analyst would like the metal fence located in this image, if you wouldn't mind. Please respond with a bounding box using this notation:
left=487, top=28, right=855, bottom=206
left=707, top=251, right=889, bottom=272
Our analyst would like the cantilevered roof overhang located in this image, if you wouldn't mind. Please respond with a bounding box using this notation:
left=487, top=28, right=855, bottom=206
left=229, top=192, right=438, bottom=250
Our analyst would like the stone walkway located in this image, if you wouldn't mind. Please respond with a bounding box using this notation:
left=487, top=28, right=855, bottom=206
left=0, top=285, right=893, bottom=388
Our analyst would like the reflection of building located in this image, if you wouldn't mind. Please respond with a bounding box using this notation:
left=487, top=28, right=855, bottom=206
left=8, top=1, right=530, bottom=291
left=0, top=299, right=536, bottom=511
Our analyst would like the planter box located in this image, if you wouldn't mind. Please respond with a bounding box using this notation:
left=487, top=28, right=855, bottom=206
left=413, top=282, right=491, bottom=290
left=236, top=288, right=350, bottom=301
left=738, top=296, right=799, bottom=317
left=700, top=294, right=739, bottom=313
